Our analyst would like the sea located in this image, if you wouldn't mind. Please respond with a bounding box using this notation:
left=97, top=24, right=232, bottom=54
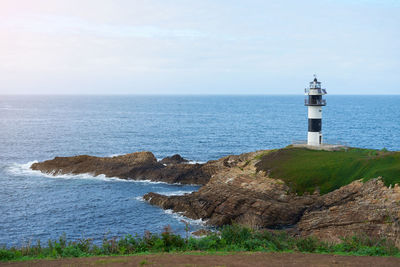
left=0, top=95, right=399, bottom=247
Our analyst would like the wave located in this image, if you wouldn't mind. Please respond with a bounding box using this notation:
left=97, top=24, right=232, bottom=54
left=163, top=209, right=206, bottom=226
left=187, top=160, right=206, bottom=165
left=7, top=162, right=128, bottom=182
left=133, top=189, right=193, bottom=203
left=153, top=190, right=194, bottom=196
left=134, top=196, right=145, bottom=202
left=108, top=153, right=123, bottom=157
left=6, top=161, right=200, bottom=186
left=156, top=157, right=206, bottom=165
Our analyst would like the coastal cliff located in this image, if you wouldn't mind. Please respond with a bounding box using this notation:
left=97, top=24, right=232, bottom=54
left=31, top=147, right=400, bottom=247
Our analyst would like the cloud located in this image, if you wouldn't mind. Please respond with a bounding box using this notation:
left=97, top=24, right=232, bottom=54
left=0, top=0, right=399, bottom=94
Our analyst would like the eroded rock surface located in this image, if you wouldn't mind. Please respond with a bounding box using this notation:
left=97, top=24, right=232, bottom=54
left=144, top=151, right=317, bottom=228
left=297, top=179, right=400, bottom=247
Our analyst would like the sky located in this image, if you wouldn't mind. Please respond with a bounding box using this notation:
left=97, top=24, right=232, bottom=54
left=0, top=0, right=399, bottom=95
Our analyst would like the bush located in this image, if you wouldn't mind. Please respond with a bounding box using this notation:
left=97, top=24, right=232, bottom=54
left=61, top=245, right=84, bottom=258
left=255, top=230, right=293, bottom=251
left=221, top=224, right=252, bottom=245
left=0, top=249, right=15, bottom=261
left=193, top=234, right=222, bottom=251
left=160, top=225, right=185, bottom=251
left=295, top=237, right=319, bottom=252
left=243, top=239, right=265, bottom=251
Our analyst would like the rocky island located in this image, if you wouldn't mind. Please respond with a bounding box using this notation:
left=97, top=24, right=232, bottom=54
left=31, top=147, right=400, bottom=247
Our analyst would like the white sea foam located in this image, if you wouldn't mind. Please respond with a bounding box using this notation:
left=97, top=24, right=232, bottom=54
left=109, top=153, right=123, bottom=157
left=164, top=209, right=206, bottom=226
left=188, top=160, right=206, bottom=164
left=134, top=196, right=145, bottom=202
left=135, top=190, right=194, bottom=203
left=7, top=162, right=126, bottom=182
left=7, top=161, right=40, bottom=176
left=156, top=158, right=206, bottom=165
left=154, top=190, right=194, bottom=196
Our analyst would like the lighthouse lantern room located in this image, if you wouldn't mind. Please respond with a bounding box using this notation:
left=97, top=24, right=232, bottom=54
left=304, top=75, right=327, bottom=146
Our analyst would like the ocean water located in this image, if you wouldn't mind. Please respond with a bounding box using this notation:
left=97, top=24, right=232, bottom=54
left=0, top=95, right=399, bottom=246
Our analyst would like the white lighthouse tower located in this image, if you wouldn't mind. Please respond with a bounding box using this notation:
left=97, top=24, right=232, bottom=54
left=305, top=75, right=327, bottom=146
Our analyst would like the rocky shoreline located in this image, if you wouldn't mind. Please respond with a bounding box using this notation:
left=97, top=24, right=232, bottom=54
left=31, top=152, right=216, bottom=185
left=31, top=149, right=400, bottom=247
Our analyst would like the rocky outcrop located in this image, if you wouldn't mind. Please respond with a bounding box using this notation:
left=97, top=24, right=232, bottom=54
left=32, top=149, right=400, bottom=247
left=160, top=154, right=189, bottom=165
left=143, top=150, right=400, bottom=247
left=31, top=152, right=216, bottom=185
left=144, top=151, right=317, bottom=228
left=297, top=179, right=400, bottom=247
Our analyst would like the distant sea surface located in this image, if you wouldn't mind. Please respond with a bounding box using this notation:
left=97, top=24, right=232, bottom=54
left=0, top=95, right=399, bottom=246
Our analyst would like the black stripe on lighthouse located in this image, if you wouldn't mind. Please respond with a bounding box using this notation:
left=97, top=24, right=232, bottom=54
left=308, top=119, right=322, bottom=132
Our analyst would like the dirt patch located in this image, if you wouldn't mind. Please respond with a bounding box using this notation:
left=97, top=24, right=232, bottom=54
left=2, top=252, right=400, bottom=267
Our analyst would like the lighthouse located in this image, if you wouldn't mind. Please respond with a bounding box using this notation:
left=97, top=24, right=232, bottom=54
left=305, top=75, right=327, bottom=146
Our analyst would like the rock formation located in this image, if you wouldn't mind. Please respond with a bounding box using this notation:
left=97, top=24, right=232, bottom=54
left=298, top=179, right=400, bottom=247
left=144, top=151, right=316, bottom=228
left=31, top=152, right=216, bottom=185
left=31, top=148, right=400, bottom=247
left=143, top=151, right=400, bottom=247
left=159, top=154, right=189, bottom=165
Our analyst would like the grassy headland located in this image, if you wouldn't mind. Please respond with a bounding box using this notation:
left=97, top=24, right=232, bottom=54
left=255, top=147, right=400, bottom=195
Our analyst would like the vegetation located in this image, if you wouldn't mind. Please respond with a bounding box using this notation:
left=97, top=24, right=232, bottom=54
left=1, top=225, right=399, bottom=262
left=255, top=147, right=400, bottom=195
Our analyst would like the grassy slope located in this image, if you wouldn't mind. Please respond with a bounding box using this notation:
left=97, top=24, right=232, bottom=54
left=255, top=147, right=400, bottom=195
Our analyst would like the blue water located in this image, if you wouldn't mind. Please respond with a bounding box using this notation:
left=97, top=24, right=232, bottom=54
left=0, top=95, right=399, bottom=246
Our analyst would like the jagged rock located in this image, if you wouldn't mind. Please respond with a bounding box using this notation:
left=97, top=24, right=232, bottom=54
left=297, top=179, right=400, bottom=247
left=144, top=151, right=317, bottom=228
left=31, top=152, right=216, bottom=185
left=160, top=154, right=189, bottom=165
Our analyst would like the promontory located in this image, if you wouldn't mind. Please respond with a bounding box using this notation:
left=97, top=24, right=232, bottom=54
left=31, top=146, right=400, bottom=247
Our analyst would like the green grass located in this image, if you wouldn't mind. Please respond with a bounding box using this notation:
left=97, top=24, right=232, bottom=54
left=1, top=225, right=399, bottom=262
left=255, top=147, right=400, bottom=195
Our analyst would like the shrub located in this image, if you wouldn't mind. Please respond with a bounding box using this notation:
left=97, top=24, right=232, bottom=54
left=243, top=239, right=265, bottom=251
left=0, top=249, right=15, bottom=261
left=160, top=225, right=185, bottom=252
left=256, top=230, right=293, bottom=251
left=61, top=245, right=84, bottom=258
left=295, top=237, right=319, bottom=252
left=220, top=224, right=252, bottom=245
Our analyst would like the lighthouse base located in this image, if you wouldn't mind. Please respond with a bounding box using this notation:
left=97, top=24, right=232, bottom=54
left=292, top=142, right=348, bottom=151
left=307, top=132, right=322, bottom=146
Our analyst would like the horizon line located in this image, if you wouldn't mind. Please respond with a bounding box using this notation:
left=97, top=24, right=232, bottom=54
left=1, top=93, right=400, bottom=96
